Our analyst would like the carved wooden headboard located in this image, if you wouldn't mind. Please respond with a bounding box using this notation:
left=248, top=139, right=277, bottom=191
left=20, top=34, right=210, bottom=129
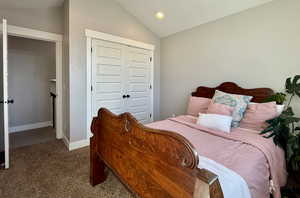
left=191, top=82, right=274, bottom=103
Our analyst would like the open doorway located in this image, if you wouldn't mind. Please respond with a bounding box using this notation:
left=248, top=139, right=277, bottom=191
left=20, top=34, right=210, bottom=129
left=1, top=23, right=63, bottom=168
left=8, top=36, right=57, bottom=148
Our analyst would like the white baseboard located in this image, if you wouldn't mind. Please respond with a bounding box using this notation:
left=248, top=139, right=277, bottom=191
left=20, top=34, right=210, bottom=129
left=62, top=135, right=70, bottom=149
left=9, top=121, right=53, bottom=133
left=63, top=135, right=90, bottom=151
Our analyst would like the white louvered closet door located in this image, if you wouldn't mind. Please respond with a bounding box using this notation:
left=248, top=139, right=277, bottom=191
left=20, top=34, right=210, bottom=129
left=91, top=39, right=152, bottom=124
left=91, top=40, right=126, bottom=116
left=125, top=47, right=152, bottom=124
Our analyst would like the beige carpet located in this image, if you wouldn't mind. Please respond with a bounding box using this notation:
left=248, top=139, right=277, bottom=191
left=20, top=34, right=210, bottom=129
left=0, top=140, right=135, bottom=198
left=10, top=127, right=56, bottom=149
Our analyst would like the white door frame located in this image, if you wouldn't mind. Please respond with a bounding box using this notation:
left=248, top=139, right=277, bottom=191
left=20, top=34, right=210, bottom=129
left=0, top=24, right=64, bottom=139
left=85, top=29, right=155, bottom=138
left=2, top=19, right=9, bottom=168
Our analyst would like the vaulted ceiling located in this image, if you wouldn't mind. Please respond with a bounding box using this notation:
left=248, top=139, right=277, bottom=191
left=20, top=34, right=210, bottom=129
left=0, top=0, right=274, bottom=37
left=115, top=0, right=273, bottom=37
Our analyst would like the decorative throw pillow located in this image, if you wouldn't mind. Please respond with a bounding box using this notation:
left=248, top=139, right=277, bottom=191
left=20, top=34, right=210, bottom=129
left=250, top=102, right=285, bottom=116
left=186, top=96, right=212, bottom=116
left=197, top=113, right=233, bottom=133
left=240, top=102, right=278, bottom=131
left=206, top=102, right=234, bottom=116
left=212, top=90, right=253, bottom=127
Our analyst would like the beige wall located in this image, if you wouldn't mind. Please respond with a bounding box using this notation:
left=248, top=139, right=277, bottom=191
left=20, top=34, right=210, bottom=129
left=161, top=0, right=300, bottom=119
left=0, top=7, right=64, bottom=34
left=1, top=0, right=161, bottom=142
left=63, top=0, right=70, bottom=139
left=68, top=0, right=160, bottom=142
left=7, top=36, right=56, bottom=129
left=0, top=4, right=66, bottom=135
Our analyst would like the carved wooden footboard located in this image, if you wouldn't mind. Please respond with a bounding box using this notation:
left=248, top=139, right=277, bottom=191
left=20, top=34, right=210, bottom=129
left=90, top=108, right=223, bottom=198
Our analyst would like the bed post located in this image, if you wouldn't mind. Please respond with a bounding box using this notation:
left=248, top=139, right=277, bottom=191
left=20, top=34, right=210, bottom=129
left=90, top=109, right=224, bottom=197
left=90, top=135, right=107, bottom=186
left=193, top=169, right=223, bottom=198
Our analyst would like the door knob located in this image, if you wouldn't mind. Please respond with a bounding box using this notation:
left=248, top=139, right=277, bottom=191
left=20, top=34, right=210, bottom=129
left=7, top=99, right=14, bottom=104
left=0, top=100, right=14, bottom=104
left=122, top=95, right=126, bottom=98
left=126, top=95, right=130, bottom=98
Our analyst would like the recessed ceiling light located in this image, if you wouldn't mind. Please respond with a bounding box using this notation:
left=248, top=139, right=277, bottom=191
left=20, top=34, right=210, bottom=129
left=155, top=12, right=165, bottom=20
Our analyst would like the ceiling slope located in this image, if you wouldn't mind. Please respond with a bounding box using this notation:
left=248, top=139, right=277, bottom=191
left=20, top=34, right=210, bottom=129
left=115, top=0, right=273, bottom=37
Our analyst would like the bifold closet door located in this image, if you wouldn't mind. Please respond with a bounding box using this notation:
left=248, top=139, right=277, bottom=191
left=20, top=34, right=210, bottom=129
left=91, top=40, right=126, bottom=116
left=125, top=47, right=152, bottom=124
left=91, top=39, right=152, bottom=124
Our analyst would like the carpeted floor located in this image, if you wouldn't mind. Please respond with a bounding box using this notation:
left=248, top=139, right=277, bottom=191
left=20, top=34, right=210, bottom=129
left=0, top=140, right=135, bottom=198
left=10, top=127, right=56, bottom=149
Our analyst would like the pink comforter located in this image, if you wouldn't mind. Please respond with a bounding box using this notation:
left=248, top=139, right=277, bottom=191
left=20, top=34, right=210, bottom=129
left=146, top=115, right=287, bottom=198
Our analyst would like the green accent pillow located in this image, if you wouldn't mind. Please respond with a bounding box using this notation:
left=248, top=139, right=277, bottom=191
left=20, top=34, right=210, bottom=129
left=212, top=90, right=253, bottom=127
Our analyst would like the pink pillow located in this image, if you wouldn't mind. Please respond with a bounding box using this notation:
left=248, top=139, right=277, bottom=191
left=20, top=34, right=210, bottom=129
left=239, top=102, right=278, bottom=131
left=206, top=102, right=234, bottom=116
left=187, top=96, right=211, bottom=116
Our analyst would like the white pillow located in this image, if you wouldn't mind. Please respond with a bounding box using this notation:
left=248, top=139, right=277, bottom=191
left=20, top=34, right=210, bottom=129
left=250, top=102, right=284, bottom=115
left=276, top=104, right=285, bottom=115
left=196, top=113, right=233, bottom=133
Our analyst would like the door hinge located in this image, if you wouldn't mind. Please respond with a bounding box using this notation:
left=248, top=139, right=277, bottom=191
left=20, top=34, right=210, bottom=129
left=149, top=84, right=152, bottom=89
left=150, top=113, right=152, bottom=118
left=150, top=57, right=152, bottom=62
left=91, top=85, right=93, bottom=92
left=91, top=47, right=93, bottom=53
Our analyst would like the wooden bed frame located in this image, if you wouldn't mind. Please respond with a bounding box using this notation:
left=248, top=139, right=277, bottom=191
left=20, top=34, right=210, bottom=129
left=90, top=82, right=274, bottom=198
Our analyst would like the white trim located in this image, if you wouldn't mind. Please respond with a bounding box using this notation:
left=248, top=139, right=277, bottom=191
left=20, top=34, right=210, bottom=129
left=9, top=121, right=53, bottom=133
left=86, top=30, right=155, bottom=139
left=85, top=29, right=155, bottom=51
left=2, top=19, right=9, bottom=169
left=62, top=135, right=70, bottom=150
left=150, top=50, right=154, bottom=122
left=0, top=24, right=64, bottom=140
left=69, top=139, right=90, bottom=151
left=63, top=136, right=90, bottom=151
left=86, top=37, right=93, bottom=138
left=0, top=25, right=62, bottom=42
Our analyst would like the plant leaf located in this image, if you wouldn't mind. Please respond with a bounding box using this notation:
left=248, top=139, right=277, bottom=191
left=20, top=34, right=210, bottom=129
left=286, top=75, right=300, bottom=97
left=261, top=75, right=300, bottom=172
left=294, top=75, right=300, bottom=98
left=282, top=107, right=295, bottom=116
left=286, top=77, right=293, bottom=94
left=261, top=126, right=274, bottom=134
left=265, top=133, right=276, bottom=139
left=263, top=92, right=287, bottom=104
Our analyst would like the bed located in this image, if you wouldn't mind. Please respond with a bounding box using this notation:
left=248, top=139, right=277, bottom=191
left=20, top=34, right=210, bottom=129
left=90, top=82, right=287, bottom=198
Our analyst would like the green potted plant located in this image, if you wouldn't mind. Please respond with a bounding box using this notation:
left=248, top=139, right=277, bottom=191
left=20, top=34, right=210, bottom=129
left=261, top=75, right=300, bottom=197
